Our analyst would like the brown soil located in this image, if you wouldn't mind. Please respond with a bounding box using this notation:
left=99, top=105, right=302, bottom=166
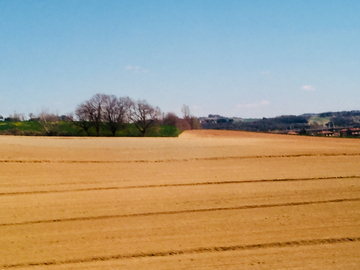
left=1, top=130, right=359, bottom=269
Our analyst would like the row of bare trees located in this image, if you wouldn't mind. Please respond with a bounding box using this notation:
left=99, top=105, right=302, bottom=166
left=68, top=94, right=163, bottom=136
left=3, top=94, right=200, bottom=136
left=163, top=105, right=202, bottom=131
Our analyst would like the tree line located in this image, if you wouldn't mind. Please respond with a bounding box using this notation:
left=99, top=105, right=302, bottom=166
left=201, top=111, right=360, bottom=133
left=202, top=115, right=310, bottom=132
left=2, top=94, right=200, bottom=137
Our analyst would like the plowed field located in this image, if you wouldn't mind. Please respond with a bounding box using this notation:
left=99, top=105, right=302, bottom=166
left=1, top=130, right=360, bottom=269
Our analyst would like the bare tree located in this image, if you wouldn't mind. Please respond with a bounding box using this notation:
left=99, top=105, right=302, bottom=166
left=103, top=95, right=131, bottom=136
left=86, top=94, right=106, bottom=136
left=180, top=104, right=201, bottom=130
left=176, top=118, right=192, bottom=130
left=7, top=112, right=26, bottom=121
left=38, top=110, right=60, bottom=135
left=67, top=102, right=95, bottom=136
left=163, top=112, right=192, bottom=131
left=130, top=100, right=161, bottom=136
left=181, top=104, right=192, bottom=127
left=181, top=104, right=191, bottom=121
left=163, top=112, right=179, bottom=126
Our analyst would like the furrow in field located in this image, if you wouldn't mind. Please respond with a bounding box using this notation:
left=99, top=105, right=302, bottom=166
left=0, top=175, right=358, bottom=196
left=3, top=237, right=360, bottom=268
left=1, top=152, right=360, bottom=164
left=1, top=197, right=359, bottom=227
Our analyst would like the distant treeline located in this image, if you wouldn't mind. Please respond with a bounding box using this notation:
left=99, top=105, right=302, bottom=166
left=201, top=111, right=360, bottom=132
left=3, top=97, right=359, bottom=136
left=322, top=111, right=360, bottom=127
left=0, top=94, right=201, bottom=137
left=202, top=115, right=310, bottom=132
left=318, top=111, right=360, bottom=118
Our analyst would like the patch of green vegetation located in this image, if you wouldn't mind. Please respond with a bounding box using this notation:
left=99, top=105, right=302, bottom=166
left=0, top=121, right=43, bottom=132
left=148, top=125, right=182, bottom=137
left=58, top=121, right=87, bottom=136
left=0, top=120, right=182, bottom=137
left=308, top=116, right=330, bottom=126
left=353, top=116, right=360, bottom=124
left=242, top=118, right=261, bottom=122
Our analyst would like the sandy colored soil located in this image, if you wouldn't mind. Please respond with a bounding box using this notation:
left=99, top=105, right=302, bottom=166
left=1, top=130, right=360, bottom=269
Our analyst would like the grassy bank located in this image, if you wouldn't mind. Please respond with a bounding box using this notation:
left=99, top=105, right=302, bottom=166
left=0, top=121, right=182, bottom=137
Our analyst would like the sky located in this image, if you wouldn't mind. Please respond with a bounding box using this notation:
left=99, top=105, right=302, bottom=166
left=0, top=0, right=359, bottom=118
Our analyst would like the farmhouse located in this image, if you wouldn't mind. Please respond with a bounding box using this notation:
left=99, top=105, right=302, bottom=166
left=340, top=128, right=360, bottom=137
left=317, top=130, right=334, bottom=137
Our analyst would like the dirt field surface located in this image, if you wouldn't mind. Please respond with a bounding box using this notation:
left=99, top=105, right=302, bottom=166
left=1, top=130, right=360, bottom=269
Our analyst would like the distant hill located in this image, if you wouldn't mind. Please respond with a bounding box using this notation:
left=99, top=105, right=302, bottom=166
left=200, top=110, right=360, bottom=135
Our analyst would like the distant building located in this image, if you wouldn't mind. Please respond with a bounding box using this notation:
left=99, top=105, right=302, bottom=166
left=340, top=128, right=360, bottom=137
left=317, top=130, right=334, bottom=137
left=0, top=115, right=4, bottom=121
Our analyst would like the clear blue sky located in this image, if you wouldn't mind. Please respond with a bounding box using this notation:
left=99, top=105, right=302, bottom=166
left=1, top=0, right=359, bottom=118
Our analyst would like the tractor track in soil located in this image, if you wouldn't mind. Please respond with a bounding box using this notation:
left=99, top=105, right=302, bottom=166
left=1, top=197, right=359, bottom=227
left=1, top=152, right=360, bottom=164
left=3, top=237, right=360, bottom=268
left=1, top=175, right=358, bottom=196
